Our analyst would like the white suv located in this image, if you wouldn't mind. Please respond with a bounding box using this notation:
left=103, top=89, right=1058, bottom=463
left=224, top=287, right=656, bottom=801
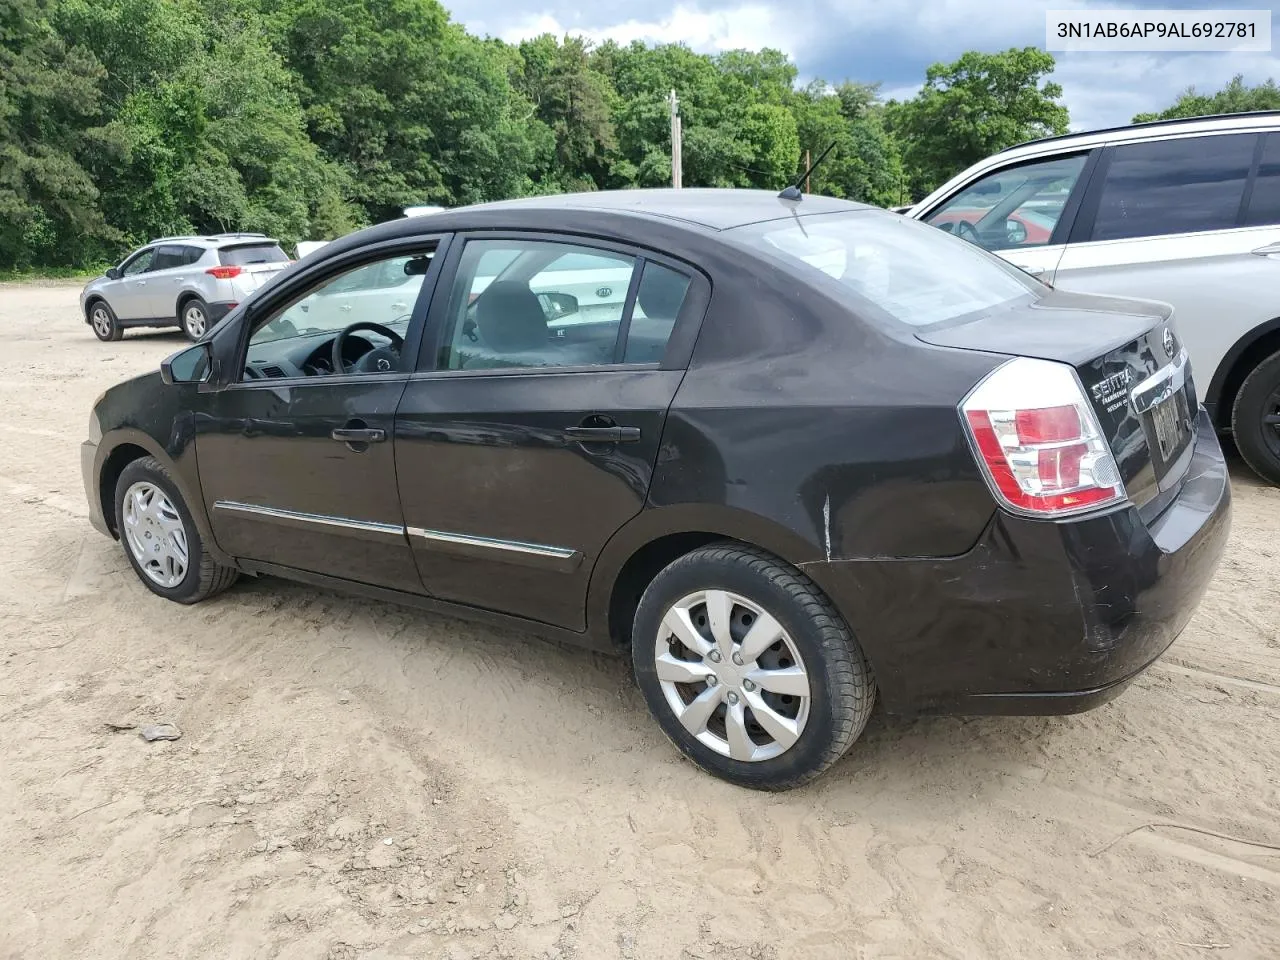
left=81, top=234, right=291, bottom=342
left=908, top=112, right=1280, bottom=485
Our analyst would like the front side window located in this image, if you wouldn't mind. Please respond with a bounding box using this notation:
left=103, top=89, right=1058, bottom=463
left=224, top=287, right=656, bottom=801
left=121, top=249, right=155, bottom=276
left=440, top=239, right=687, bottom=371
left=924, top=154, right=1087, bottom=251
left=735, top=211, right=1037, bottom=328
left=243, top=250, right=433, bottom=378
left=1090, top=133, right=1255, bottom=241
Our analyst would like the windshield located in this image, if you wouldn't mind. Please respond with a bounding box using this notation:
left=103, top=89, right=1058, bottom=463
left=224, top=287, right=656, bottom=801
left=733, top=210, right=1038, bottom=327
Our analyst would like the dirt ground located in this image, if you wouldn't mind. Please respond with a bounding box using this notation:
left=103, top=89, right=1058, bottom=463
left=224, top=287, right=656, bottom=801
left=1, top=281, right=1278, bottom=960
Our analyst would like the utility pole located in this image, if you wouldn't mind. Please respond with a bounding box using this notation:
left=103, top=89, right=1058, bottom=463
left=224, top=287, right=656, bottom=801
left=804, top=149, right=811, bottom=194
left=669, top=89, right=682, bottom=189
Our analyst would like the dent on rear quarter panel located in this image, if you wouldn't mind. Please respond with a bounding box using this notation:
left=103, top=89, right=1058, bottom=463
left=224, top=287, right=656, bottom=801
left=649, top=249, right=1004, bottom=561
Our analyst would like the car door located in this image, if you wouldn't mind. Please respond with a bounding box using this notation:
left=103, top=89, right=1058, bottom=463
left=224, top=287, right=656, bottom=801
left=394, top=234, right=708, bottom=631
left=111, top=247, right=158, bottom=319
left=1052, top=131, right=1280, bottom=394
left=916, top=151, right=1096, bottom=283
left=195, top=238, right=447, bottom=592
left=142, top=244, right=193, bottom=318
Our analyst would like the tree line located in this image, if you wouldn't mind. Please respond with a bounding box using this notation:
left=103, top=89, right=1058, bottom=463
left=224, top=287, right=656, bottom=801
left=1, top=0, right=1272, bottom=272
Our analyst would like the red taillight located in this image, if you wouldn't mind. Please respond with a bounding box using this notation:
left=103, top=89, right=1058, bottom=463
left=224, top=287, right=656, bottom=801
left=206, top=266, right=242, bottom=279
left=961, top=358, right=1125, bottom=517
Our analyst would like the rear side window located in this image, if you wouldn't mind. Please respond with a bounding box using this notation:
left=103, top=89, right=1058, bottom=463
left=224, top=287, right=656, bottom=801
left=1089, top=134, right=1255, bottom=241
left=180, top=245, right=205, bottom=265
left=151, top=245, right=187, bottom=271
left=1244, top=132, right=1280, bottom=227
left=220, top=243, right=289, bottom=266
left=734, top=211, right=1036, bottom=328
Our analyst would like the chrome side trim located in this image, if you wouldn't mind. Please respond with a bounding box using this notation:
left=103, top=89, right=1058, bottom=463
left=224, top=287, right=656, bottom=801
left=213, top=500, right=406, bottom=542
left=407, top=526, right=582, bottom=572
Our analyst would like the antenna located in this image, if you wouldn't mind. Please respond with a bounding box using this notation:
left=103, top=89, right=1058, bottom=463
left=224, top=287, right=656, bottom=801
left=779, top=141, right=837, bottom=201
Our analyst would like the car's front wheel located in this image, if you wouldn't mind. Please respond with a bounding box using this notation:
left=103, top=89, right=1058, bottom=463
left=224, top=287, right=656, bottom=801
left=114, top=456, right=238, bottom=603
left=180, top=298, right=211, bottom=340
left=1232, top=348, right=1280, bottom=486
left=632, top=542, right=875, bottom=790
left=89, top=301, right=123, bottom=342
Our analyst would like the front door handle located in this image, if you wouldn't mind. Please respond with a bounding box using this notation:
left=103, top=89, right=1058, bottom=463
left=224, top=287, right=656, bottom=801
left=564, top=425, right=641, bottom=443
left=391, top=301, right=408, bottom=312
left=331, top=427, right=386, bottom=442
left=331, top=422, right=386, bottom=452
left=340, top=304, right=353, bottom=312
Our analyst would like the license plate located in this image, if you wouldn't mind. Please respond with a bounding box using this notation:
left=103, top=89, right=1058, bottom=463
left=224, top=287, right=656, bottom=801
left=1150, top=395, right=1184, bottom=460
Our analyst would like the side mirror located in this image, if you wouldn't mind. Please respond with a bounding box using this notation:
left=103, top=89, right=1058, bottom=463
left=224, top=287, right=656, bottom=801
left=1005, top=219, right=1028, bottom=245
left=160, top=342, right=214, bottom=385
left=538, top=291, right=579, bottom=321
left=105, top=266, right=122, bottom=280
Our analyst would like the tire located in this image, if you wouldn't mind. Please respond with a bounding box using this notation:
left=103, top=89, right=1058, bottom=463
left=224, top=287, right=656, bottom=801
left=1231, top=348, right=1280, bottom=487
left=114, top=456, right=238, bottom=604
left=632, top=542, right=875, bottom=790
left=180, top=298, right=211, bottom=340
left=88, top=300, right=123, bottom=342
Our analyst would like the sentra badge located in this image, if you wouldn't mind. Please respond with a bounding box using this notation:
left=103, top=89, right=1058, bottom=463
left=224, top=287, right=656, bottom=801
left=1090, top=368, right=1133, bottom=406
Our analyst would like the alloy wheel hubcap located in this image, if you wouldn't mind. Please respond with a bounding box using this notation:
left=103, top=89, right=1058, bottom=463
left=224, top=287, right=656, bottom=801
left=122, top=481, right=189, bottom=588
left=92, top=308, right=111, bottom=337
left=654, top=589, right=811, bottom=763
left=185, top=306, right=206, bottom=337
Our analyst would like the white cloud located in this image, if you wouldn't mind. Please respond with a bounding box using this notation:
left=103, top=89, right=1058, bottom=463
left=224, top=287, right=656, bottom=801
left=449, top=0, right=1280, bottom=128
left=488, top=4, right=803, bottom=57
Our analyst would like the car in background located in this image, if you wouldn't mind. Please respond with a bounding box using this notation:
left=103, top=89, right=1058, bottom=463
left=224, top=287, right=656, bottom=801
left=295, top=240, right=330, bottom=259
left=908, top=111, right=1280, bottom=485
left=82, top=189, right=1229, bottom=789
left=81, top=234, right=291, bottom=342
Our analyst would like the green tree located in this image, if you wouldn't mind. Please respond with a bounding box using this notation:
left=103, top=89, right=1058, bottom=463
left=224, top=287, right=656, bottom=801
left=1133, top=75, right=1280, bottom=122
left=515, top=34, right=617, bottom=192
left=888, top=47, right=1069, bottom=199
left=0, top=0, right=122, bottom=269
left=789, top=81, right=904, bottom=205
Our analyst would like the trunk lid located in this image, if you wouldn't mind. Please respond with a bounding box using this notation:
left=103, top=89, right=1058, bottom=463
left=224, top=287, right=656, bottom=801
left=918, top=290, right=1196, bottom=519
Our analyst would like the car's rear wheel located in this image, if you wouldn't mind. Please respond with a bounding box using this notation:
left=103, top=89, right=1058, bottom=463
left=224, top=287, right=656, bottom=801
left=632, top=542, right=875, bottom=790
left=114, top=456, right=238, bottom=603
left=1231, top=348, right=1280, bottom=486
left=181, top=298, right=210, bottom=340
left=89, top=301, right=123, bottom=342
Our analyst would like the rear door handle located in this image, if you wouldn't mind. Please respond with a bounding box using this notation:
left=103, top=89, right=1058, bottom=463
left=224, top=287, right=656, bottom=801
left=340, top=304, right=353, bottom=312
left=564, top=425, right=641, bottom=443
left=1251, top=242, right=1280, bottom=257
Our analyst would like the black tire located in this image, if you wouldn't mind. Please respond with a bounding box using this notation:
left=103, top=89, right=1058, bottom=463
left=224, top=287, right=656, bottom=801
left=88, top=299, right=123, bottom=342
left=632, top=542, right=875, bottom=791
left=1231, top=348, right=1280, bottom=487
left=180, top=297, right=211, bottom=340
left=114, top=456, right=238, bottom=604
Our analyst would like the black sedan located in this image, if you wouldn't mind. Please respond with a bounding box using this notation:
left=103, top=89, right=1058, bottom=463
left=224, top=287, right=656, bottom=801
left=82, top=189, right=1231, bottom=790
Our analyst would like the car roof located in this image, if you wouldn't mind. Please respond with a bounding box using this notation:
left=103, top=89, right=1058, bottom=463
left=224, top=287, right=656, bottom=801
left=999, top=110, right=1280, bottom=158
left=442, top=188, right=870, bottom=231
left=145, top=233, right=278, bottom=247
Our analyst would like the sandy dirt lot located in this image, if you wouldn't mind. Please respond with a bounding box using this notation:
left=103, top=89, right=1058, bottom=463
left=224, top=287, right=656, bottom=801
left=1, top=281, right=1278, bottom=960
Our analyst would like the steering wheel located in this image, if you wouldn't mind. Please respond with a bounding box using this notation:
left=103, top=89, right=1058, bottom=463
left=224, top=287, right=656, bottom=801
left=953, top=220, right=982, bottom=246
left=331, top=321, right=405, bottom=374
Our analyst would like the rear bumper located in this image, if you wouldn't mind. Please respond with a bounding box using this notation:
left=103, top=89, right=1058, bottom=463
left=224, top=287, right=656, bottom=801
left=808, top=409, right=1232, bottom=715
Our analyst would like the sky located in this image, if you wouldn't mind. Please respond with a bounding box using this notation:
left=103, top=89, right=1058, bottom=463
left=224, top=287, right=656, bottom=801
left=448, top=0, right=1280, bottom=130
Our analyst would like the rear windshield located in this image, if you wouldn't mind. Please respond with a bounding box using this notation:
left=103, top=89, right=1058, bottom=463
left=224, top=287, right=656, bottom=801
left=733, top=210, right=1037, bottom=327
left=219, top=243, right=289, bottom=266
